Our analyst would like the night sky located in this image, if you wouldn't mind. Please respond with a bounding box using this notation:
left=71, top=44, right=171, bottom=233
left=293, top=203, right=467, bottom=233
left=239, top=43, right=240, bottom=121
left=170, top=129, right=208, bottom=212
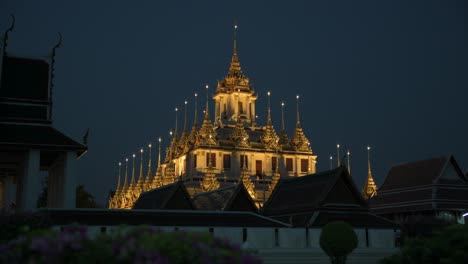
left=2, top=1, right=467, bottom=205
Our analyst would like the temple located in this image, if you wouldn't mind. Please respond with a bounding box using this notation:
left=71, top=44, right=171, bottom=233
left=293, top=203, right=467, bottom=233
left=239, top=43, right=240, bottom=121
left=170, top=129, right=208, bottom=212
left=109, top=25, right=317, bottom=209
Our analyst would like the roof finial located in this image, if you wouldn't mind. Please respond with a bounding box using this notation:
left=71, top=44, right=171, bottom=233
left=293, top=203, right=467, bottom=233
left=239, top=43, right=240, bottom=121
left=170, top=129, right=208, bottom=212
left=228, top=20, right=241, bottom=74
left=138, top=148, right=144, bottom=186
left=329, top=156, right=333, bottom=170
left=336, top=144, right=341, bottom=167
left=234, top=19, right=238, bottom=54
left=281, top=102, right=285, bottom=130
left=296, top=95, right=301, bottom=125
left=237, top=88, right=241, bottom=122
left=49, top=32, right=62, bottom=121
left=1, top=14, right=15, bottom=56
left=158, top=137, right=162, bottom=167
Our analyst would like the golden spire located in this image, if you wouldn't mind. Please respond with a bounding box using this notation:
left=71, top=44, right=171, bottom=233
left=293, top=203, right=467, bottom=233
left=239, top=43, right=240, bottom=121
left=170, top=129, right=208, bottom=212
left=291, top=95, right=312, bottom=152
left=187, top=93, right=199, bottom=147
left=143, top=143, right=152, bottom=191
left=116, top=162, right=122, bottom=192
left=197, top=85, right=217, bottom=146
left=130, top=153, right=136, bottom=187
left=261, top=91, right=279, bottom=150
left=168, top=108, right=180, bottom=158
left=347, top=150, right=351, bottom=175
left=337, top=144, right=341, bottom=167
left=362, top=146, right=378, bottom=199
left=231, top=89, right=250, bottom=148
left=123, top=158, right=129, bottom=191
left=158, top=137, right=162, bottom=167
left=178, top=100, right=189, bottom=154
left=278, top=101, right=290, bottom=146
left=136, top=148, right=145, bottom=190
left=228, top=22, right=241, bottom=75
left=151, top=137, right=163, bottom=189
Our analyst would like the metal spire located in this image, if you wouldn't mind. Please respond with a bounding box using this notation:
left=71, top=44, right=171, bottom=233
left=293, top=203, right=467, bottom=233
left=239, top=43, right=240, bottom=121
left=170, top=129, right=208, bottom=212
left=123, top=158, right=129, bottom=189
left=147, top=143, right=152, bottom=175
left=49, top=32, right=62, bottom=121
left=117, top=162, right=121, bottom=191
left=158, top=137, right=162, bottom=167
left=174, top=107, right=179, bottom=137
left=267, top=91, right=272, bottom=124
left=183, top=100, right=188, bottom=133
left=296, top=95, right=301, bottom=125
left=204, top=84, right=210, bottom=119
left=337, top=144, right=341, bottom=167
left=138, top=148, right=144, bottom=183
left=347, top=150, right=351, bottom=175
left=131, top=153, right=136, bottom=185
left=281, top=102, right=285, bottom=130
left=194, top=93, right=198, bottom=125
left=329, top=156, right=333, bottom=170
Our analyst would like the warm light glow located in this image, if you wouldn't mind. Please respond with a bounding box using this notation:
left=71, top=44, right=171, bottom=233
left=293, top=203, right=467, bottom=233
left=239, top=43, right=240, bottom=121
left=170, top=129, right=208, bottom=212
left=148, top=144, right=152, bottom=148
left=281, top=102, right=284, bottom=107
left=330, top=156, right=333, bottom=160
left=169, top=131, right=173, bottom=136
left=347, top=151, right=350, bottom=155
left=119, top=162, right=121, bottom=166
left=337, top=144, right=340, bottom=148
left=175, top=107, right=178, bottom=111
left=132, top=154, right=136, bottom=158
left=267, top=91, right=270, bottom=96
left=195, top=93, right=198, bottom=97
left=209, top=135, right=212, bottom=139
left=205, top=84, right=209, bottom=89
left=367, top=146, right=371, bottom=150
left=296, top=95, right=299, bottom=100
left=140, top=148, right=143, bottom=153
left=235, top=25, right=237, bottom=29
left=158, top=137, right=161, bottom=142
left=185, top=100, right=187, bottom=105
left=125, top=158, right=128, bottom=162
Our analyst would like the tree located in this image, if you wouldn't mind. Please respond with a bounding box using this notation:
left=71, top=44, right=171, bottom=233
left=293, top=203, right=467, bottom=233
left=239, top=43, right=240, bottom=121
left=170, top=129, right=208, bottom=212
left=37, top=184, right=97, bottom=208
left=320, top=221, right=358, bottom=264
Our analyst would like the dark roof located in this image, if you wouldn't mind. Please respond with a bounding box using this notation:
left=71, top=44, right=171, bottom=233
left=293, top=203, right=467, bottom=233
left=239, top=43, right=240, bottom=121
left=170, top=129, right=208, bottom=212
left=133, top=181, right=195, bottom=210
left=192, top=184, right=257, bottom=212
left=1, top=56, right=50, bottom=101
left=39, top=208, right=291, bottom=227
left=263, top=166, right=368, bottom=216
left=271, top=211, right=398, bottom=228
left=371, top=155, right=468, bottom=214
left=0, top=123, right=86, bottom=154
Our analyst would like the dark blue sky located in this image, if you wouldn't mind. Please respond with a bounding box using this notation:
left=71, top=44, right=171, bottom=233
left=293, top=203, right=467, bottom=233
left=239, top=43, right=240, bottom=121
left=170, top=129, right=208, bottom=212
left=2, top=1, right=467, bottom=205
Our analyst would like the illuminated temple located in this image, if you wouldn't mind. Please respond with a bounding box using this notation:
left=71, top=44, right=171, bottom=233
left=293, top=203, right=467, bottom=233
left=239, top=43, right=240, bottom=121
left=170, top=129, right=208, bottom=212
left=109, top=26, right=317, bottom=209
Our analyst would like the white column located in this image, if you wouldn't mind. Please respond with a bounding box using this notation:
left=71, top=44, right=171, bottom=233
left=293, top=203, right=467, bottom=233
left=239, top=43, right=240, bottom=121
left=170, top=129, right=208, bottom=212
left=62, top=151, right=77, bottom=209
left=21, top=149, right=41, bottom=211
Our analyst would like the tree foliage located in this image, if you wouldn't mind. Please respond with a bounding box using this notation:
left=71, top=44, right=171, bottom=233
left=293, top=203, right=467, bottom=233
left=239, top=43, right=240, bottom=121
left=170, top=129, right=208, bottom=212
left=380, top=224, right=468, bottom=264
left=320, top=221, right=358, bottom=264
left=37, top=185, right=96, bottom=208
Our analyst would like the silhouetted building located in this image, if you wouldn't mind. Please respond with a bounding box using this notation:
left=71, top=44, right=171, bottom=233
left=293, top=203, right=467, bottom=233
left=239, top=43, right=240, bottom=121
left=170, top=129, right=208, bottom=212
left=192, top=184, right=258, bottom=212
left=0, top=25, right=86, bottom=212
left=262, top=166, right=396, bottom=228
left=132, top=181, right=194, bottom=210
left=370, top=155, right=468, bottom=225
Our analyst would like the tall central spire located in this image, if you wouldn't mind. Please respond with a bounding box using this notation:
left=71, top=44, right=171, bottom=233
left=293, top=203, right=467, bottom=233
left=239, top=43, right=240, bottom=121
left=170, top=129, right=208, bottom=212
left=228, top=22, right=241, bottom=75
left=362, top=146, right=377, bottom=199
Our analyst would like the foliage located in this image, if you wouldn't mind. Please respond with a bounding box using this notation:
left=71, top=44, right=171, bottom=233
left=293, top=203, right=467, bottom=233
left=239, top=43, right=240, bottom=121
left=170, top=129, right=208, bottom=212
left=37, top=185, right=97, bottom=208
left=0, top=212, right=51, bottom=242
left=380, top=224, right=468, bottom=264
left=319, top=221, right=358, bottom=264
left=0, top=225, right=262, bottom=264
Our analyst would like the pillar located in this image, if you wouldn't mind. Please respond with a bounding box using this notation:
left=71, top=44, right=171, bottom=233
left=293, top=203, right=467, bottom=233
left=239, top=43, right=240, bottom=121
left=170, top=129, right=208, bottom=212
left=20, top=149, right=41, bottom=211
left=62, top=151, right=77, bottom=208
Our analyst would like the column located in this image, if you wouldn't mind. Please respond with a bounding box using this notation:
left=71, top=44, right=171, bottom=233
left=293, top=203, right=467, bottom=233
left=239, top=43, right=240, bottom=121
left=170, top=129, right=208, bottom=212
left=20, top=149, right=41, bottom=211
left=62, top=151, right=77, bottom=209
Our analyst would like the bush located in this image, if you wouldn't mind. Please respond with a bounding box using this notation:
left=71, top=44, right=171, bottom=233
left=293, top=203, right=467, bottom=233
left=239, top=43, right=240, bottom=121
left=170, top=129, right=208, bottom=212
left=0, top=212, right=51, bottom=242
left=380, top=224, right=468, bottom=264
left=319, top=221, right=358, bottom=264
left=0, top=225, right=262, bottom=264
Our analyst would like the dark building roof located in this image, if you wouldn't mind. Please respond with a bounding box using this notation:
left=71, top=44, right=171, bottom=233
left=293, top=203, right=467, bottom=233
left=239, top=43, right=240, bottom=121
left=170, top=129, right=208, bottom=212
left=1, top=56, right=51, bottom=123
left=0, top=123, right=86, bottom=154
left=263, top=166, right=368, bottom=216
left=39, top=208, right=291, bottom=227
left=259, top=167, right=395, bottom=228
left=371, top=155, right=468, bottom=214
left=192, top=184, right=258, bottom=212
left=133, top=181, right=195, bottom=210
